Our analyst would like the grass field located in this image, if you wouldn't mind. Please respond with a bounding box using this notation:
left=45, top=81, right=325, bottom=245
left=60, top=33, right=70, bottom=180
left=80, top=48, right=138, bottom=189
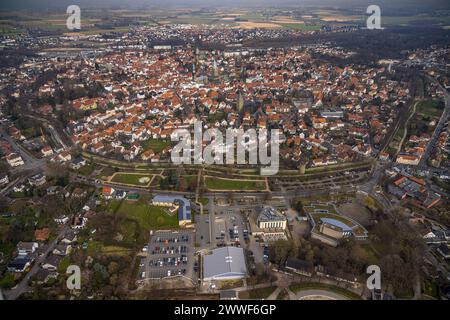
left=204, top=177, right=266, bottom=191
left=360, top=243, right=379, bottom=264
left=416, top=99, right=445, bottom=118
left=110, top=173, right=153, bottom=186
left=96, top=166, right=117, bottom=179
left=101, top=245, right=132, bottom=256
left=239, top=286, right=277, bottom=299
left=181, top=175, right=198, bottom=186
left=111, top=197, right=179, bottom=230
left=76, top=163, right=95, bottom=176
left=141, top=138, right=171, bottom=153
left=198, top=197, right=209, bottom=206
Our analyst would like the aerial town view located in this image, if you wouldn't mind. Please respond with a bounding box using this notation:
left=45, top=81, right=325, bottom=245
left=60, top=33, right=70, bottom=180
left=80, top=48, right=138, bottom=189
left=0, top=0, right=449, bottom=309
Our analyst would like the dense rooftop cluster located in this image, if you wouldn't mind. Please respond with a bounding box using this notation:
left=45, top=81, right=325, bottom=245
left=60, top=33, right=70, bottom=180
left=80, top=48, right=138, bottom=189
left=1, top=44, right=413, bottom=168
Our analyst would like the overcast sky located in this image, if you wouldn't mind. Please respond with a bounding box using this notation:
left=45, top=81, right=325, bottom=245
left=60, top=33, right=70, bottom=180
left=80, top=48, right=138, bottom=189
left=0, top=0, right=449, bottom=11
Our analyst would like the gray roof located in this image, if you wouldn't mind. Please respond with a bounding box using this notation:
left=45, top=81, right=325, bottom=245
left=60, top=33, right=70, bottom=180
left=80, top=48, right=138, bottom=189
left=257, top=206, right=286, bottom=223
left=203, top=247, right=247, bottom=280
left=45, top=254, right=63, bottom=267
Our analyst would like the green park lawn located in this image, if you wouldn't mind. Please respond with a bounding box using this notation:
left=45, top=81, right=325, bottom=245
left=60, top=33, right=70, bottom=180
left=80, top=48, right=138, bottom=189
left=111, top=173, right=153, bottom=185
left=111, top=197, right=179, bottom=230
left=204, top=177, right=266, bottom=191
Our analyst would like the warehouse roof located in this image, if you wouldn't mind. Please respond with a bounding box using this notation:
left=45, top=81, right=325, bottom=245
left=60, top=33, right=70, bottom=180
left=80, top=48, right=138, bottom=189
left=203, top=247, right=247, bottom=280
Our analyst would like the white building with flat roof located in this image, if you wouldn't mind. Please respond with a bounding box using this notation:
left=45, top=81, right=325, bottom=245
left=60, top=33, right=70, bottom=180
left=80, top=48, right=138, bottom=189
left=257, top=206, right=287, bottom=230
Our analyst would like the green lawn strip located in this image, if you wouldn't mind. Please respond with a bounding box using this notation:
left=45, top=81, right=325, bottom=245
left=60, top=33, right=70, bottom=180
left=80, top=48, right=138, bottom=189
left=76, top=164, right=96, bottom=176
left=205, top=177, right=266, bottom=191
left=101, top=245, right=132, bottom=256
left=111, top=173, right=153, bottom=185
left=289, top=282, right=362, bottom=300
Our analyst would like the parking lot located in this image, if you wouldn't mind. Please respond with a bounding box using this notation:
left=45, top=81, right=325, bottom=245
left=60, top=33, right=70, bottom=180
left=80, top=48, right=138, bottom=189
left=144, top=230, right=197, bottom=282
left=195, top=213, right=210, bottom=249
left=216, top=208, right=249, bottom=247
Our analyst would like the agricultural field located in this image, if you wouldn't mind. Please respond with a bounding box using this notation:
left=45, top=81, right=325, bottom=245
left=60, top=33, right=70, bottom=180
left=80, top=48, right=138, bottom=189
left=279, top=23, right=322, bottom=31
left=1, top=8, right=448, bottom=38
left=0, top=12, right=133, bottom=35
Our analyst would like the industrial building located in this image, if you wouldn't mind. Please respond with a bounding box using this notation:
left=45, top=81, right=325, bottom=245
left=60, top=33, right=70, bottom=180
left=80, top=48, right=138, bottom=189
left=203, top=247, right=247, bottom=281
